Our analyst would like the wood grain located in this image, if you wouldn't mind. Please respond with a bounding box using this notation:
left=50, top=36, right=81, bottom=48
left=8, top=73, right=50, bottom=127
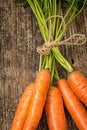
left=0, top=0, right=87, bottom=130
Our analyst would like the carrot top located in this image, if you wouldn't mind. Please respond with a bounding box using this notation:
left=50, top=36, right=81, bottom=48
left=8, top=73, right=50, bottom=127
left=14, top=0, right=87, bottom=81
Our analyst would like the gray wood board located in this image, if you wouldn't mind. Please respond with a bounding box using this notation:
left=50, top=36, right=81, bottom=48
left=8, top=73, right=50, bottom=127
left=0, top=0, right=87, bottom=130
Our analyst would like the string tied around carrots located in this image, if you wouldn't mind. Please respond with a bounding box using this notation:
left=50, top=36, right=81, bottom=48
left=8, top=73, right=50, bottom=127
left=37, top=15, right=87, bottom=55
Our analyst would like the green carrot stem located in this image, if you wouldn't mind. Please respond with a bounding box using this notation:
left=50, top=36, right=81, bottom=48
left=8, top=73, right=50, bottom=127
left=52, top=47, right=74, bottom=73
left=54, top=65, right=60, bottom=80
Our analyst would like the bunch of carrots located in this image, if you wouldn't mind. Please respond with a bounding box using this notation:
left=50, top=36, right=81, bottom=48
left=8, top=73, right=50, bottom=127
left=11, top=0, right=87, bottom=130
left=11, top=69, right=87, bottom=130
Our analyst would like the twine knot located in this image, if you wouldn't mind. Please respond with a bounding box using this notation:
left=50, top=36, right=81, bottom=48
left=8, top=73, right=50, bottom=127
left=36, top=15, right=87, bottom=55
left=37, top=34, right=87, bottom=55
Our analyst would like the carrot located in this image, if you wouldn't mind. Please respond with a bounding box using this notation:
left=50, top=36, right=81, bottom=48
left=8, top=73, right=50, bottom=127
left=67, top=71, right=87, bottom=106
left=23, top=69, right=51, bottom=130
left=57, top=79, right=87, bottom=130
left=45, top=86, right=67, bottom=130
left=11, top=83, right=34, bottom=130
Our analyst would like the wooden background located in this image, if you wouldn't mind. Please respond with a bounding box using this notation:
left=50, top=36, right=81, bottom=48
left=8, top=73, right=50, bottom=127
left=0, top=0, right=87, bottom=130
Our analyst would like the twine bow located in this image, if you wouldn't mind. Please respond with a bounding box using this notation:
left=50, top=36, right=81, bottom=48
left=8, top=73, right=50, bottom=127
left=36, top=15, right=87, bottom=55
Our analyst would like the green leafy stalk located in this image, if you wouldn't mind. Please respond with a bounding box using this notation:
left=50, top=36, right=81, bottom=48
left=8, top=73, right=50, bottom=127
left=52, top=47, right=73, bottom=73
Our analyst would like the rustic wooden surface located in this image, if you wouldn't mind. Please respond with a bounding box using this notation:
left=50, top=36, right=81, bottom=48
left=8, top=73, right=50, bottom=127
left=0, top=0, right=87, bottom=130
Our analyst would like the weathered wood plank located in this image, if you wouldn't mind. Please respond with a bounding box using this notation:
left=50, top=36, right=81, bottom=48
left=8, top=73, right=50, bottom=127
left=0, top=1, right=87, bottom=130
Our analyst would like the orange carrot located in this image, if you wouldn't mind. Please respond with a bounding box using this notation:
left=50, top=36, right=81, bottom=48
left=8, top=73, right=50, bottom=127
left=67, top=71, right=87, bottom=106
left=23, top=69, right=51, bottom=130
left=57, top=79, right=87, bottom=130
left=11, top=83, right=34, bottom=130
left=45, top=86, right=67, bottom=130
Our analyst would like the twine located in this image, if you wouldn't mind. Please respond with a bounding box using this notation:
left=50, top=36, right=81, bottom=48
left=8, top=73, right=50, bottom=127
left=37, top=15, right=87, bottom=55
